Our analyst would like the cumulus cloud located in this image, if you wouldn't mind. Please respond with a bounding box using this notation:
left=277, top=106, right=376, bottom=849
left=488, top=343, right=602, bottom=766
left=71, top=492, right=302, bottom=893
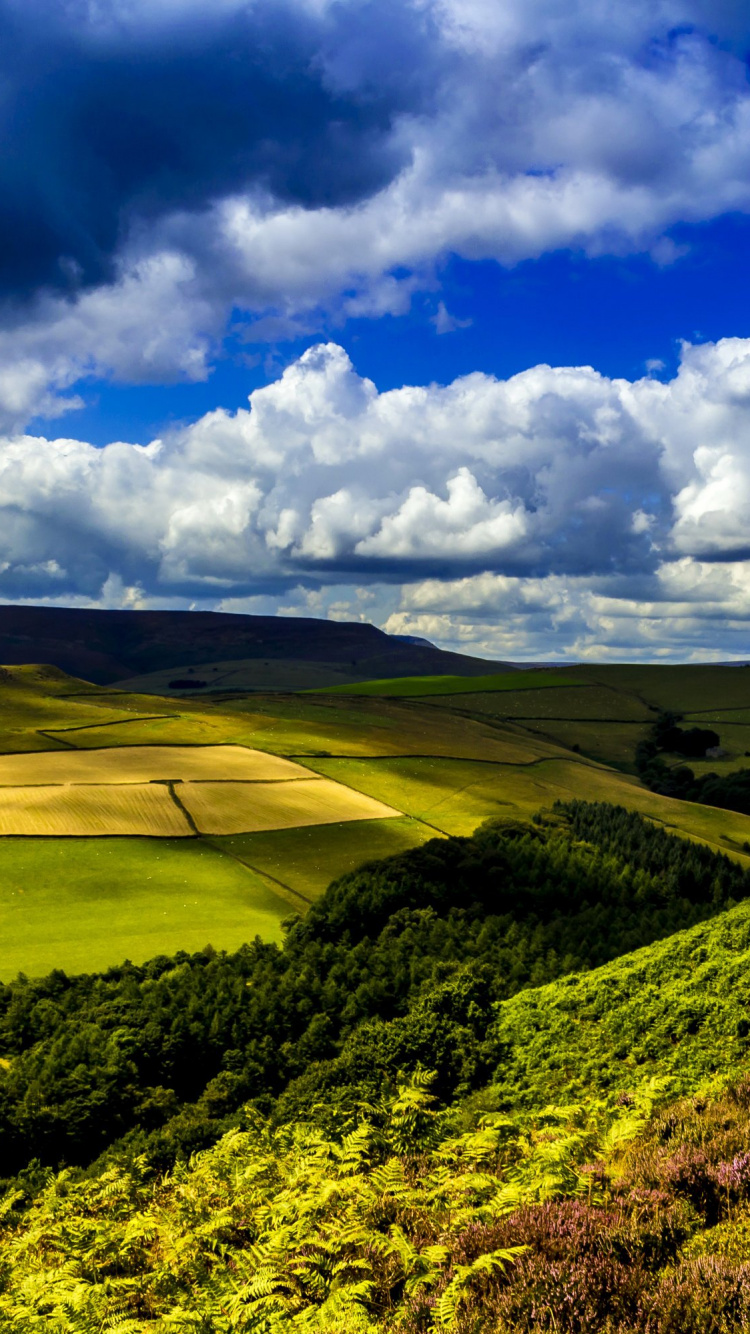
left=1, top=336, right=750, bottom=657
left=1, top=0, right=750, bottom=418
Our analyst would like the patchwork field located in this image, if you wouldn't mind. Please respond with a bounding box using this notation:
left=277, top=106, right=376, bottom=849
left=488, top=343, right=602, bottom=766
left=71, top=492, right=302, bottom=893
left=0, top=743, right=307, bottom=784
left=3, top=659, right=750, bottom=978
left=179, top=776, right=397, bottom=835
left=0, top=744, right=398, bottom=838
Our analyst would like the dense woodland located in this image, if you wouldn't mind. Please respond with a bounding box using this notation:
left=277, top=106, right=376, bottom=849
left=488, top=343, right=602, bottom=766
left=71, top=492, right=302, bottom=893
left=4, top=894, right=750, bottom=1328
left=0, top=801, right=748, bottom=1182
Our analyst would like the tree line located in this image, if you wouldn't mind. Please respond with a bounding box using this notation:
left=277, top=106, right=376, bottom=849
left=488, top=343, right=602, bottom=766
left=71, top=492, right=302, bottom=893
left=635, top=711, right=750, bottom=815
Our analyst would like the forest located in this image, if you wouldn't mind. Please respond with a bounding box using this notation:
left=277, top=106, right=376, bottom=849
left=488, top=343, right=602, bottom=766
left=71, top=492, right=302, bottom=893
left=0, top=801, right=748, bottom=1181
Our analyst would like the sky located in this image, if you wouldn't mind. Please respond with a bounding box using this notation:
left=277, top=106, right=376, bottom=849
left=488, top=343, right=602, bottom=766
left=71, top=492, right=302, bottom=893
left=2, top=0, right=750, bottom=662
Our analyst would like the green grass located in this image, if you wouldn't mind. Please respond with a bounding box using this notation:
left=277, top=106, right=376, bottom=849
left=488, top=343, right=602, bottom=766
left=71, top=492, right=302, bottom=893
left=515, top=718, right=652, bottom=768
left=568, top=663, right=750, bottom=713
left=688, top=709, right=750, bottom=724
left=209, top=816, right=438, bottom=902
left=302, top=754, right=601, bottom=836
left=311, top=670, right=583, bottom=697
left=429, top=683, right=653, bottom=722
left=0, top=838, right=289, bottom=979
left=488, top=896, right=750, bottom=1113
left=304, top=753, right=750, bottom=853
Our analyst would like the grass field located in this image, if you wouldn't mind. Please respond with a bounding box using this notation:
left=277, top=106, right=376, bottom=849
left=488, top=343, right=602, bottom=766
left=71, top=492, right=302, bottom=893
left=428, top=683, right=653, bottom=721
left=513, top=718, right=653, bottom=768
left=0, top=838, right=290, bottom=979
left=209, top=816, right=437, bottom=900
left=305, top=753, right=750, bottom=854
left=566, top=663, right=750, bottom=713
left=4, top=660, right=750, bottom=977
left=314, top=670, right=582, bottom=697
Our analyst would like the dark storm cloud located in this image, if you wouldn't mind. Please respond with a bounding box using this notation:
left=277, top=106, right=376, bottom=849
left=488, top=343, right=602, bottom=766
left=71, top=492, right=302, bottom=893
left=0, top=0, right=433, bottom=298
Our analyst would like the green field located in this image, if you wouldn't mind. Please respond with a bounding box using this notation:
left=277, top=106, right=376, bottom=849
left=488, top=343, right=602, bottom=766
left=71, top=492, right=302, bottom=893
left=306, top=752, right=750, bottom=851
left=0, top=837, right=290, bottom=980
left=3, top=659, right=750, bottom=977
left=313, top=669, right=582, bottom=696
left=428, top=682, right=653, bottom=721
left=209, top=815, right=437, bottom=901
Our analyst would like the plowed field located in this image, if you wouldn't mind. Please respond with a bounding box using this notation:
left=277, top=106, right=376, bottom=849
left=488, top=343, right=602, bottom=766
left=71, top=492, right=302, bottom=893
left=0, top=744, right=309, bottom=785
left=179, top=777, right=399, bottom=834
left=0, top=783, right=189, bottom=837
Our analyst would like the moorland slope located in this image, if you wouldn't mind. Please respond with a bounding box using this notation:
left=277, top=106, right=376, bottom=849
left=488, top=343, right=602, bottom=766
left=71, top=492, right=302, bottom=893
left=3, top=644, right=750, bottom=1329
left=0, top=605, right=510, bottom=689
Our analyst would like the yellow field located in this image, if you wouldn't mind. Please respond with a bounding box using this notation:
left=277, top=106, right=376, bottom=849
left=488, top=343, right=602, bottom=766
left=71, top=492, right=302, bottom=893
left=0, top=744, right=309, bottom=785
left=0, top=783, right=190, bottom=837
left=0, top=744, right=399, bottom=837
left=179, top=777, right=399, bottom=834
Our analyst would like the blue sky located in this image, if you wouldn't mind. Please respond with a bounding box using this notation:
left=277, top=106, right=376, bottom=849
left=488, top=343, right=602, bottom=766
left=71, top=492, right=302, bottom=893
left=52, top=213, right=750, bottom=447
left=3, top=0, right=750, bottom=661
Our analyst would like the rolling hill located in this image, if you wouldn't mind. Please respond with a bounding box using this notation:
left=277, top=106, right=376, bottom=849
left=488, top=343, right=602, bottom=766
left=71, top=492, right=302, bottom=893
left=0, top=605, right=511, bottom=689
left=2, top=648, right=750, bottom=1331
left=2, top=653, right=750, bottom=977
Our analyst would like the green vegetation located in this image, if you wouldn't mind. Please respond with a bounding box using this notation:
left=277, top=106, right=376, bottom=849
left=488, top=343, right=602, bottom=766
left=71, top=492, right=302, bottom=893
left=5, top=659, right=750, bottom=1329
left=0, top=803, right=747, bottom=1177
left=567, top=662, right=750, bottom=713
left=636, top=711, right=750, bottom=819
left=10, top=1071, right=750, bottom=1333
left=313, top=670, right=582, bottom=697
left=3, top=661, right=750, bottom=980
left=209, top=816, right=438, bottom=901
left=5, top=805, right=750, bottom=1329
left=0, top=838, right=288, bottom=979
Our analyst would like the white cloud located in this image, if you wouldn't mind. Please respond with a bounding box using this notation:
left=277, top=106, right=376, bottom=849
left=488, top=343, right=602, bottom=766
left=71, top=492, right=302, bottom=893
left=1, top=336, right=750, bottom=656
left=354, top=470, right=528, bottom=558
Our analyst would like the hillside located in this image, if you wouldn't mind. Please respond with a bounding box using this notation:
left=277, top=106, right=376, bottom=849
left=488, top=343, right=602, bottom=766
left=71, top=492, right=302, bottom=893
left=0, top=802, right=748, bottom=1178
left=4, top=814, right=750, bottom=1330
left=4, top=660, right=750, bottom=978
left=0, top=605, right=510, bottom=688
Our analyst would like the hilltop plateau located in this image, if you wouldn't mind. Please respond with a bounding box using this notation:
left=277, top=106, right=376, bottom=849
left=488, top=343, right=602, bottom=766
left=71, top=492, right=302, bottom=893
left=0, top=605, right=510, bottom=690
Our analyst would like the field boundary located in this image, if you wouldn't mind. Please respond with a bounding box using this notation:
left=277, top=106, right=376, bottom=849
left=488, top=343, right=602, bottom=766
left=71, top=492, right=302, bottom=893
left=294, top=752, right=608, bottom=771
left=203, top=836, right=313, bottom=910
left=43, top=714, right=181, bottom=734
left=163, top=781, right=199, bottom=835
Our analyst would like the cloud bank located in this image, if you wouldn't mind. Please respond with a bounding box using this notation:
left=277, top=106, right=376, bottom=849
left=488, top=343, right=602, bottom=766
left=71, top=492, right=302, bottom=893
left=1, top=0, right=750, bottom=423
left=2, top=337, right=750, bottom=659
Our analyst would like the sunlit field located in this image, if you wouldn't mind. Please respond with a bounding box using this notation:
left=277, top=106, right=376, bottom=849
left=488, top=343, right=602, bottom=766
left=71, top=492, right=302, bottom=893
left=2, top=661, right=750, bottom=976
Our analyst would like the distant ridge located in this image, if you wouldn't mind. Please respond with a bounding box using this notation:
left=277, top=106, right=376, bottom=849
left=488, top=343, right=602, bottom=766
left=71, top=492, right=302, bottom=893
left=0, top=605, right=512, bottom=688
